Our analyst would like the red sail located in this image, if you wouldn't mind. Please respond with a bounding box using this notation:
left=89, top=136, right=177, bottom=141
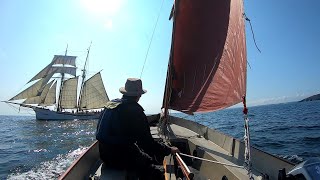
left=167, top=0, right=247, bottom=114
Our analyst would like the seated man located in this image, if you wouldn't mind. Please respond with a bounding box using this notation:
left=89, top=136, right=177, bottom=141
left=96, top=78, right=179, bottom=180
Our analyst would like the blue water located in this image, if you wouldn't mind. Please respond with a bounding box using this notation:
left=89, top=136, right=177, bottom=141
left=0, top=101, right=319, bottom=179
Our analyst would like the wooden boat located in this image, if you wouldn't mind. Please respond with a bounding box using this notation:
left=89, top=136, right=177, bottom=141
left=59, top=115, right=296, bottom=180
left=60, top=0, right=320, bottom=179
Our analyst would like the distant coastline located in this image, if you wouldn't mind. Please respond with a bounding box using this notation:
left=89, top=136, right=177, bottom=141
left=299, top=94, right=320, bottom=102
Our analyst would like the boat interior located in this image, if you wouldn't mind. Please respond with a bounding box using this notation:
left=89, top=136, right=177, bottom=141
left=59, top=114, right=295, bottom=180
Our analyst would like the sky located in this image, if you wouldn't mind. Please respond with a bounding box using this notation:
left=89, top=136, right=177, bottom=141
left=0, top=0, right=319, bottom=115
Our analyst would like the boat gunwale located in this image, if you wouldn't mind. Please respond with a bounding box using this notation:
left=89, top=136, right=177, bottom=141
left=167, top=115, right=296, bottom=165
left=58, top=140, right=99, bottom=180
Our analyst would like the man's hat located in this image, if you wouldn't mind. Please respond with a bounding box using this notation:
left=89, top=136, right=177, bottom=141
left=119, top=78, right=147, bottom=96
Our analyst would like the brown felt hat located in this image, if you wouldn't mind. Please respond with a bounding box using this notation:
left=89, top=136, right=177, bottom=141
left=119, top=78, right=147, bottom=96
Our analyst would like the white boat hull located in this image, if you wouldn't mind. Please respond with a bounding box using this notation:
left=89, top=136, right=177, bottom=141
left=34, top=107, right=101, bottom=120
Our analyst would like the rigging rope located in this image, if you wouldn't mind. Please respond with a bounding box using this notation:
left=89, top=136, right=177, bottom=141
left=158, top=109, right=171, bottom=141
left=179, top=153, right=244, bottom=169
left=140, top=0, right=165, bottom=78
left=7, top=103, right=21, bottom=113
left=247, top=60, right=252, bottom=70
left=243, top=13, right=261, bottom=53
left=6, top=103, right=35, bottom=115
left=242, top=96, right=254, bottom=180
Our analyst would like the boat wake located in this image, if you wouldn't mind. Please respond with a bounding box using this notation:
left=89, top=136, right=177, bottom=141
left=278, top=154, right=304, bottom=164
left=7, top=147, right=88, bottom=180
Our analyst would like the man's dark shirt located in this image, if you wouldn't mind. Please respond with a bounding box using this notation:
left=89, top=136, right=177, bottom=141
left=96, top=98, right=171, bottom=166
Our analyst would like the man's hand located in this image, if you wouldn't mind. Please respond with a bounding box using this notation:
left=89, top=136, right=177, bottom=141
left=170, top=146, right=180, bottom=154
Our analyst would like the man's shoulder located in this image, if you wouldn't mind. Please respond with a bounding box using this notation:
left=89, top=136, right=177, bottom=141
left=105, top=99, right=122, bottom=110
left=120, top=101, right=144, bottom=113
left=105, top=98, right=145, bottom=113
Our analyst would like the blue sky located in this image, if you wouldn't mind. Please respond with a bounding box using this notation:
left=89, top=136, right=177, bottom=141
left=0, top=0, right=319, bottom=115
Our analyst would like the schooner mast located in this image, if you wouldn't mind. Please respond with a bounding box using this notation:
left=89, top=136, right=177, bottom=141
left=77, top=43, right=91, bottom=112
left=57, top=45, right=68, bottom=112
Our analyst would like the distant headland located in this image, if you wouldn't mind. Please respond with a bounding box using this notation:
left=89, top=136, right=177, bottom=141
left=299, top=94, right=320, bottom=102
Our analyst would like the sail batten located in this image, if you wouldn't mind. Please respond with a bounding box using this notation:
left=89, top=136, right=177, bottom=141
left=166, top=0, right=247, bottom=114
left=80, top=72, right=109, bottom=109
left=60, top=77, right=78, bottom=109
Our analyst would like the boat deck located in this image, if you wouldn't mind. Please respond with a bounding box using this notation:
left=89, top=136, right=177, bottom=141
left=93, top=125, right=260, bottom=180
left=60, top=115, right=294, bottom=180
left=152, top=125, right=261, bottom=180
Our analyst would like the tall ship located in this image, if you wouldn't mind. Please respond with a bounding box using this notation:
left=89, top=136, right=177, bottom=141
left=4, top=45, right=109, bottom=120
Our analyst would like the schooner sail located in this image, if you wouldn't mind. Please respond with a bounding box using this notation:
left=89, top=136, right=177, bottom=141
left=5, top=47, right=109, bottom=120
left=79, top=72, right=109, bottom=110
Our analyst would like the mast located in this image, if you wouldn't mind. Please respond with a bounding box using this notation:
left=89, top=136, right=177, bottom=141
left=163, top=51, right=173, bottom=120
left=163, top=1, right=178, bottom=121
left=77, top=42, right=92, bottom=112
left=57, top=44, right=68, bottom=112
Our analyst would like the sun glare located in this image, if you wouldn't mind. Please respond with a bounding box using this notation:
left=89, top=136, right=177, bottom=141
left=80, top=0, right=124, bottom=17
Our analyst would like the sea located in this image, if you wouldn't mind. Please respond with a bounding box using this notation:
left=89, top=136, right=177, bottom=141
left=0, top=101, right=319, bottom=179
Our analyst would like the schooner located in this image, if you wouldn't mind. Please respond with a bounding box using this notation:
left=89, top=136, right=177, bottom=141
left=4, top=46, right=109, bottom=120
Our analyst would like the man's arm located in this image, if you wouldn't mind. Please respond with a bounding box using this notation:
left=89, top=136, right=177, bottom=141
left=124, top=103, right=178, bottom=156
left=134, top=111, right=172, bottom=156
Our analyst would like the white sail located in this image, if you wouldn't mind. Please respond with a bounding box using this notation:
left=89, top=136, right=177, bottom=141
left=60, top=77, right=78, bottom=109
left=27, top=55, right=77, bottom=83
left=80, top=72, right=109, bottom=109
left=27, top=64, right=51, bottom=83
left=43, top=81, right=57, bottom=105
left=23, top=81, right=54, bottom=104
left=28, top=66, right=77, bottom=83
left=23, top=96, right=41, bottom=104
left=38, top=70, right=57, bottom=92
left=52, top=55, right=76, bottom=66
left=53, top=66, right=77, bottom=76
left=10, top=78, right=46, bottom=100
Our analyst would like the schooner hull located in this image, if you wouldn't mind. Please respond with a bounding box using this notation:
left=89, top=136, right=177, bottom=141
left=34, top=107, right=100, bottom=121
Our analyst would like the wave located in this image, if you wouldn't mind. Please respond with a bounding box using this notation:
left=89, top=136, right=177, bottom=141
left=254, top=141, right=285, bottom=148
left=268, top=125, right=320, bottom=132
left=303, top=136, right=320, bottom=143
left=7, top=147, right=88, bottom=180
